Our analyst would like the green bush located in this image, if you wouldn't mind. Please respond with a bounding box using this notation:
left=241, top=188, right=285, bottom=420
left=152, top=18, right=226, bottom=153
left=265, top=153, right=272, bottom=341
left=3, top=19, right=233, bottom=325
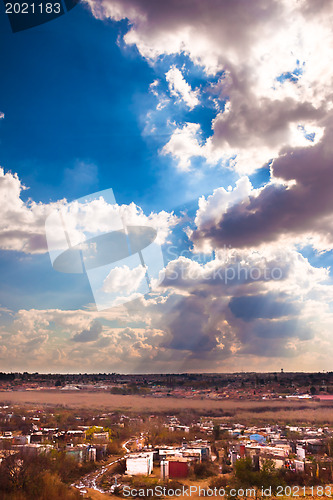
left=192, top=461, right=218, bottom=479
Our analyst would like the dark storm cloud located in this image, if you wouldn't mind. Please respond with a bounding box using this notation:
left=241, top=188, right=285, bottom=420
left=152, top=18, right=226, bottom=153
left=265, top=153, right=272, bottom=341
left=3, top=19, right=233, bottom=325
left=229, top=293, right=299, bottom=321
left=162, top=296, right=219, bottom=352
left=231, top=317, right=314, bottom=358
left=252, top=318, right=313, bottom=340
left=236, top=337, right=298, bottom=358
left=156, top=247, right=319, bottom=361
left=158, top=288, right=311, bottom=360
left=211, top=88, right=323, bottom=151
left=192, top=117, right=333, bottom=249
left=71, top=320, right=103, bottom=342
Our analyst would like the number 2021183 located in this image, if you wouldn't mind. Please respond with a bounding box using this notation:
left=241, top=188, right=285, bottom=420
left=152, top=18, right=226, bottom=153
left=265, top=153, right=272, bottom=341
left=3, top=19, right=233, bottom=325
left=5, top=3, right=61, bottom=14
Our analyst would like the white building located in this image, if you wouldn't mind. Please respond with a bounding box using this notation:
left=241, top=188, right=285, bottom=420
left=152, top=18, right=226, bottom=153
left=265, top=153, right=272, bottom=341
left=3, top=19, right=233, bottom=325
left=126, top=452, right=154, bottom=476
left=296, top=446, right=306, bottom=460
left=294, top=460, right=305, bottom=472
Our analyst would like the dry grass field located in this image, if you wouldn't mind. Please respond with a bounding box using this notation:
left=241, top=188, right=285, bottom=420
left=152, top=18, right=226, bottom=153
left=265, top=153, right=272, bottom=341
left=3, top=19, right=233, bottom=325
left=1, top=391, right=333, bottom=424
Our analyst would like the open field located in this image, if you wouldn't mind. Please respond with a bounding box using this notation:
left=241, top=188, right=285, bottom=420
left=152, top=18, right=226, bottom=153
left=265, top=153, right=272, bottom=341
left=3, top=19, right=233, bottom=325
left=1, top=391, right=333, bottom=424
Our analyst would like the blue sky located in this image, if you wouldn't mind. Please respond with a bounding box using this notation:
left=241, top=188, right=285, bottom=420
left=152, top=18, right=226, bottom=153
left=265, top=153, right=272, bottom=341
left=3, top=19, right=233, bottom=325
left=0, top=6, right=157, bottom=207
left=0, top=3, right=231, bottom=210
left=1, top=0, right=333, bottom=373
left=0, top=1, right=235, bottom=310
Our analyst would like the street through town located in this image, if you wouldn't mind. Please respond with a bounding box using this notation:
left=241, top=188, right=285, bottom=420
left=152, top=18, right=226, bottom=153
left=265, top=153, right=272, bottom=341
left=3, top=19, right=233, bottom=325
left=72, top=438, right=135, bottom=495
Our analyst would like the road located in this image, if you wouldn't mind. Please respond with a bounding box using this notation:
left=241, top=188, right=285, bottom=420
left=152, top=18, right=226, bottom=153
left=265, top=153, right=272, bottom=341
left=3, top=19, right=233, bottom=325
left=72, top=438, right=135, bottom=495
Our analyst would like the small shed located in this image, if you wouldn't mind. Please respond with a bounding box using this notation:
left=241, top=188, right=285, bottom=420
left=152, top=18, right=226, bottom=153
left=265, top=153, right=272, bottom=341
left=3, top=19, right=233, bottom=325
left=126, top=452, right=154, bottom=476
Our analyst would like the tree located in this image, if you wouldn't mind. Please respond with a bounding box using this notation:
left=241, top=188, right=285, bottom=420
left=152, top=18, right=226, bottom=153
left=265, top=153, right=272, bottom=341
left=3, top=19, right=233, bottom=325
left=326, top=438, right=333, bottom=457
left=0, top=452, right=81, bottom=500
left=213, top=424, right=221, bottom=441
left=233, top=457, right=280, bottom=496
left=193, top=461, right=218, bottom=479
left=234, top=457, right=256, bottom=489
left=259, top=459, right=280, bottom=492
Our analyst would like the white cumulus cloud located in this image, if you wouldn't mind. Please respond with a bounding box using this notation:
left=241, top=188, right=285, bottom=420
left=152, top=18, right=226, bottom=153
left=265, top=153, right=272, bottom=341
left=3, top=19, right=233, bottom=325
left=165, top=66, right=200, bottom=110
left=102, top=264, right=147, bottom=295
